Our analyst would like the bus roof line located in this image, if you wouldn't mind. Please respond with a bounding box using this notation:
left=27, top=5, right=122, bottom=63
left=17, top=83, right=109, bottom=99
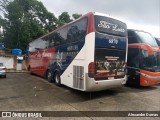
left=94, top=12, right=126, bottom=25
left=127, top=29, right=152, bottom=35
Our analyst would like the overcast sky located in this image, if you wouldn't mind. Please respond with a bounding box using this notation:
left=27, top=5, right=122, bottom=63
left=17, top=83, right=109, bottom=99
left=40, top=0, right=160, bottom=37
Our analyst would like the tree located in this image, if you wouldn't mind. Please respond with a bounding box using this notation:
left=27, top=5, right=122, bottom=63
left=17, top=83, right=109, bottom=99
left=72, top=13, right=82, bottom=20
left=57, top=12, right=72, bottom=27
left=0, top=0, right=57, bottom=52
left=0, top=0, right=9, bottom=14
left=0, top=0, right=83, bottom=53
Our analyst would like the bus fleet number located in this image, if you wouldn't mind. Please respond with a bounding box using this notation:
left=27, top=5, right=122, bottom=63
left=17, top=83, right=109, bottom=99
left=109, top=39, right=118, bottom=44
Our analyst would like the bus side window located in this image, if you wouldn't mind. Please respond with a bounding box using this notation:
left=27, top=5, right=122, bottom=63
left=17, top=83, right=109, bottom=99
left=128, top=30, right=139, bottom=43
left=29, top=44, right=34, bottom=52
left=31, top=39, right=41, bottom=51
left=67, top=18, right=87, bottom=43
left=42, top=36, right=49, bottom=49
left=49, top=33, right=55, bottom=47
left=67, top=25, right=78, bottom=42
left=67, top=32, right=74, bottom=42
left=59, top=27, right=67, bottom=44
left=54, top=32, right=62, bottom=46
left=128, top=36, right=138, bottom=44
left=36, top=38, right=48, bottom=50
left=53, top=28, right=67, bottom=46
left=76, top=18, right=87, bottom=40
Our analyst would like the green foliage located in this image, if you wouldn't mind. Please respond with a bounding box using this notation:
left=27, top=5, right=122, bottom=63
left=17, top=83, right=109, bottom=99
left=0, top=0, right=83, bottom=53
left=72, top=13, right=82, bottom=20
left=0, top=0, right=57, bottom=52
left=57, top=12, right=72, bottom=27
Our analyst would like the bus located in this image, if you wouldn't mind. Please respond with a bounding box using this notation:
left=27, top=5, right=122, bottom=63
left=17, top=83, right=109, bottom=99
left=28, top=12, right=128, bottom=91
left=155, top=38, right=160, bottom=67
left=155, top=38, right=160, bottom=48
left=127, top=29, right=160, bottom=86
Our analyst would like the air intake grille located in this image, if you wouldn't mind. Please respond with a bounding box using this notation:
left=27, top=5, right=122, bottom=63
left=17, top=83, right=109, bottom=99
left=73, top=66, right=84, bottom=89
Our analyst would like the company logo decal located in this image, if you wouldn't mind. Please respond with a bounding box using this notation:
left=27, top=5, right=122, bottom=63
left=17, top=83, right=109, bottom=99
left=98, top=21, right=125, bottom=33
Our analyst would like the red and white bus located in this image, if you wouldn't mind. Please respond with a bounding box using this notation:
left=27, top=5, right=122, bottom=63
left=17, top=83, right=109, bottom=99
left=28, top=12, right=128, bottom=91
left=127, top=29, right=160, bottom=86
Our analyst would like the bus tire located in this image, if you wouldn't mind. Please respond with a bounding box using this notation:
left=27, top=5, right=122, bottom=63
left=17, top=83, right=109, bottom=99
left=29, top=67, right=33, bottom=75
left=54, top=72, right=61, bottom=86
left=46, top=70, right=53, bottom=82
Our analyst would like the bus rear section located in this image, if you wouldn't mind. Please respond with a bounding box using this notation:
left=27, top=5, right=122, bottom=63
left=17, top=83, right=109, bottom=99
left=85, top=14, right=128, bottom=91
left=127, top=30, right=160, bottom=86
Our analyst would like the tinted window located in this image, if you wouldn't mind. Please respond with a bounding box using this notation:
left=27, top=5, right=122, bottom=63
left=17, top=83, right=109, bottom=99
left=128, top=36, right=138, bottom=44
left=141, top=51, right=159, bottom=71
left=29, top=37, right=49, bottom=52
left=94, top=15, right=127, bottom=37
left=155, top=38, right=160, bottom=46
left=52, top=32, right=61, bottom=46
left=57, top=28, right=68, bottom=45
left=48, top=33, right=55, bottom=47
left=48, top=17, right=87, bottom=47
left=128, top=30, right=139, bottom=43
left=48, top=28, right=67, bottom=47
left=135, top=31, right=158, bottom=47
left=128, top=30, right=135, bottom=37
left=67, top=18, right=87, bottom=42
left=30, top=18, right=87, bottom=49
left=128, top=48, right=140, bottom=68
left=42, top=36, right=49, bottom=49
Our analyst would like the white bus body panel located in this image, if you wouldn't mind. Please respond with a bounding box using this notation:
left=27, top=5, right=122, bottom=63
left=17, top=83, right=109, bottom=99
left=61, top=32, right=127, bottom=91
left=61, top=32, right=95, bottom=91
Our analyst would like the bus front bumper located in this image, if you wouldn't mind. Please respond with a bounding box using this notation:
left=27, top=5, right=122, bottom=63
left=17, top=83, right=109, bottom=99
left=139, top=70, right=160, bottom=86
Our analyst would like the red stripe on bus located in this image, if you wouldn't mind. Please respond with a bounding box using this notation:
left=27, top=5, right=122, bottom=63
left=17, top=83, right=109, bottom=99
left=128, top=43, right=159, bottom=55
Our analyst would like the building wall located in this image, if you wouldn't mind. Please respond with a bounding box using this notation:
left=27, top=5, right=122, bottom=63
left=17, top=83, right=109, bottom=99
left=0, top=56, right=14, bottom=69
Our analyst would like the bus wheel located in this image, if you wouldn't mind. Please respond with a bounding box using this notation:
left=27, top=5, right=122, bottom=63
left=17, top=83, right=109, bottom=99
left=46, top=70, right=53, bottom=82
left=29, top=67, right=33, bottom=75
left=54, top=72, right=61, bottom=86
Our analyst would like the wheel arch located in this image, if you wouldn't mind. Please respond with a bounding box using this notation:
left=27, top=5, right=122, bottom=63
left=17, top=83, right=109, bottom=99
left=45, top=68, right=61, bottom=79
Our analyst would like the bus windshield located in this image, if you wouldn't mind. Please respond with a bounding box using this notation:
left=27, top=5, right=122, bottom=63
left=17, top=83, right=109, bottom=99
left=155, top=38, right=160, bottom=46
left=141, top=50, right=160, bottom=72
left=135, top=31, right=158, bottom=47
left=94, top=15, right=127, bottom=37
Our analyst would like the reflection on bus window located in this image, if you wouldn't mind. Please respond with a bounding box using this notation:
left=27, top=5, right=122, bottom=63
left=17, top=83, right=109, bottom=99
left=135, top=31, right=158, bottom=47
left=128, top=48, right=140, bottom=68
